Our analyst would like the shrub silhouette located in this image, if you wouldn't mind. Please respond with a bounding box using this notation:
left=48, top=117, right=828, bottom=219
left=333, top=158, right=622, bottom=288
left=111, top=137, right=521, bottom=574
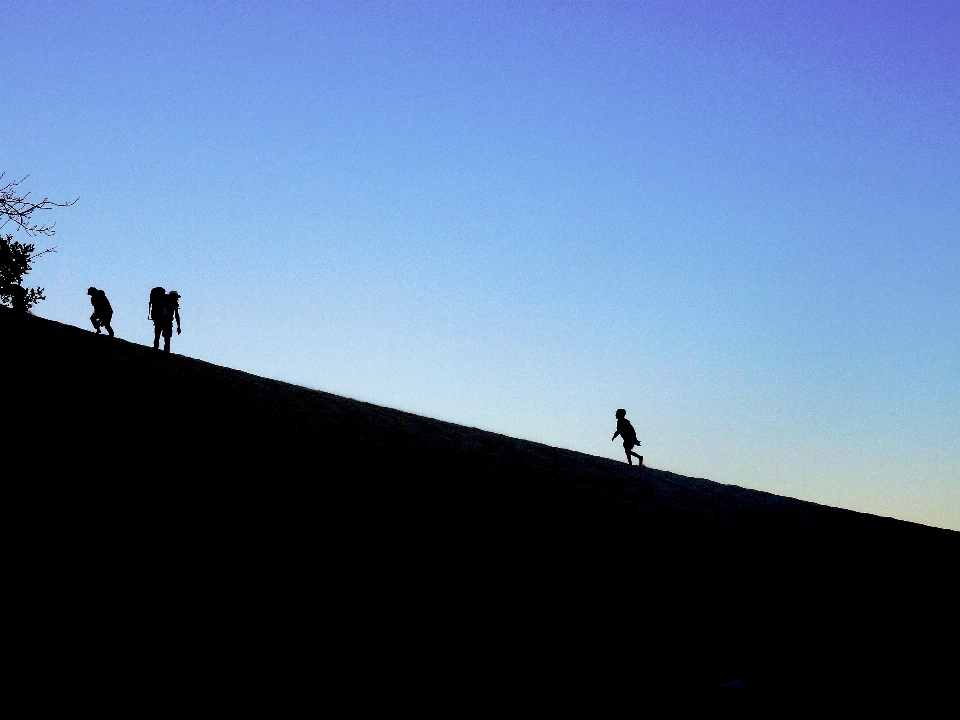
left=0, top=234, right=54, bottom=310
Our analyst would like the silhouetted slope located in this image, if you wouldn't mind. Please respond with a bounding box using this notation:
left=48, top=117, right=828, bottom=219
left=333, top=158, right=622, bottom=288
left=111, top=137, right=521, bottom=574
left=5, top=309, right=957, bottom=699
left=3, top=309, right=948, bottom=541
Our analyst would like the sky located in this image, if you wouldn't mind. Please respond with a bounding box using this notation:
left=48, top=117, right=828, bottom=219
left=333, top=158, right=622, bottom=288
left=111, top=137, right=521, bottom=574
left=3, top=1, right=957, bottom=530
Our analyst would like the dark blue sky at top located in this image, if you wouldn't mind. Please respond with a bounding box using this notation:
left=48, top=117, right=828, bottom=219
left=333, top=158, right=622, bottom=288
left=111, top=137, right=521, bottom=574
left=4, top=1, right=958, bottom=528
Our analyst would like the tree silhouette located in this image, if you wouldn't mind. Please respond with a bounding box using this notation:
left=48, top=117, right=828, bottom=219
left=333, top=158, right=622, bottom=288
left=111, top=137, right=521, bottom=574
left=0, top=173, right=75, bottom=311
left=1, top=234, right=55, bottom=310
left=1, top=173, right=77, bottom=236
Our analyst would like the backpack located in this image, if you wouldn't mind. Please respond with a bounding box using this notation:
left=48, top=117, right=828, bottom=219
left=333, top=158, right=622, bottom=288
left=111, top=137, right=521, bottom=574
left=149, top=286, right=166, bottom=321
left=91, top=289, right=111, bottom=314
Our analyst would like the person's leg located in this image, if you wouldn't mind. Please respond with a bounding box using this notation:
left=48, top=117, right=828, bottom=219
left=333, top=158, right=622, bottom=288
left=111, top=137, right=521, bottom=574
left=91, top=313, right=101, bottom=333
left=153, top=324, right=161, bottom=349
left=163, top=327, right=171, bottom=353
left=104, top=313, right=114, bottom=337
left=623, top=443, right=633, bottom=465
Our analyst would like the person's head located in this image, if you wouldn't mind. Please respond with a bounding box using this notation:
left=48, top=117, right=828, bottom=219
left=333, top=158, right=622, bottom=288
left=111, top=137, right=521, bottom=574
left=168, top=290, right=180, bottom=299
left=87, top=287, right=97, bottom=295
left=616, top=408, right=626, bottom=418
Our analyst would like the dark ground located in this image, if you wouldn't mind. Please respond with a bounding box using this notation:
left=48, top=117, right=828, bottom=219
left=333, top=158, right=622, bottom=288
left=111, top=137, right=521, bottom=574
left=4, top=308, right=957, bottom=705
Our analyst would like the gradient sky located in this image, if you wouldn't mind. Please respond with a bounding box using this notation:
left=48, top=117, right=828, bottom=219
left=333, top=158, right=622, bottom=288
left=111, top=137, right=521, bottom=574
left=4, top=1, right=957, bottom=530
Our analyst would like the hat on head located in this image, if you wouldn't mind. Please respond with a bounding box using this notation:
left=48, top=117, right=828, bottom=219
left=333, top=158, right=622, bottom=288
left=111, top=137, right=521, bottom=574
left=168, top=290, right=181, bottom=298
left=87, top=287, right=97, bottom=294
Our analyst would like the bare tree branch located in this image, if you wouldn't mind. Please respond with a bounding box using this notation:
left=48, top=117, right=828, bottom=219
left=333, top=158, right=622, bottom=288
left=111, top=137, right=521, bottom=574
left=29, top=246, right=57, bottom=260
left=0, top=173, right=79, bottom=236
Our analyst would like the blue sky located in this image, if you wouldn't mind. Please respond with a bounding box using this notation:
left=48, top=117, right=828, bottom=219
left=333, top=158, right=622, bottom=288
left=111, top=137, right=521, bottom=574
left=4, top=1, right=958, bottom=529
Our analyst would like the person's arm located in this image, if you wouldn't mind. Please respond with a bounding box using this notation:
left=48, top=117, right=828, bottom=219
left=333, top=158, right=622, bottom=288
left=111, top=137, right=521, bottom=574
left=175, top=307, right=181, bottom=334
left=612, top=429, right=620, bottom=441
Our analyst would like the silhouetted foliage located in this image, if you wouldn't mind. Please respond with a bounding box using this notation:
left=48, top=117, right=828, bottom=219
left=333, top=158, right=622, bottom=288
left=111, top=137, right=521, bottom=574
left=0, top=234, right=55, bottom=310
left=0, top=173, right=75, bottom=310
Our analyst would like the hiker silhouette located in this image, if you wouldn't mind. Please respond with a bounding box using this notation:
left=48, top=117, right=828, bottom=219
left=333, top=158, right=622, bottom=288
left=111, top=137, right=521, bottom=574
left=87, top=287, right=114, bottom=336
left=149, top=287, right=181, bottom=353
left=612, top=409, right=643, bottom=466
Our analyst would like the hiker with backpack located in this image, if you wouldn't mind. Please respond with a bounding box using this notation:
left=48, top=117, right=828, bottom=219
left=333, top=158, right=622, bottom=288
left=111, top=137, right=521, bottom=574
left=87, top=287, right=114, bottom=336
left=612, top=408, right=643, bottom=466
left=149, top=286, right=181, bottom=353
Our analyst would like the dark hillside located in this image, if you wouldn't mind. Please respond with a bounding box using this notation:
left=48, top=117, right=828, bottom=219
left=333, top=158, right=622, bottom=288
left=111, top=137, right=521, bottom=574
left=4, top=308, right=957, bottom=701
left=4, top=309, right=947, bottom=543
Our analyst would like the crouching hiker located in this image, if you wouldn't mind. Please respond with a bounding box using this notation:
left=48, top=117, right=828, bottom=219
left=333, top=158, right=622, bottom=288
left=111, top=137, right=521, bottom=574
left=87, top=287, right=114, bottom=336
left=612, top=408, right=643, bottom=466
left=149, top=286, right=181, bottom=353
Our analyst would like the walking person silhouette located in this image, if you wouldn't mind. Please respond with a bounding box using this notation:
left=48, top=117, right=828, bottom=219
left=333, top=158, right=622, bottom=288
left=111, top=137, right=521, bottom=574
left=149, top=287, right=181, bottom=353
left=612, top=409, right=643, bottom=466
left=87, top=287, right=114, bottom=336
